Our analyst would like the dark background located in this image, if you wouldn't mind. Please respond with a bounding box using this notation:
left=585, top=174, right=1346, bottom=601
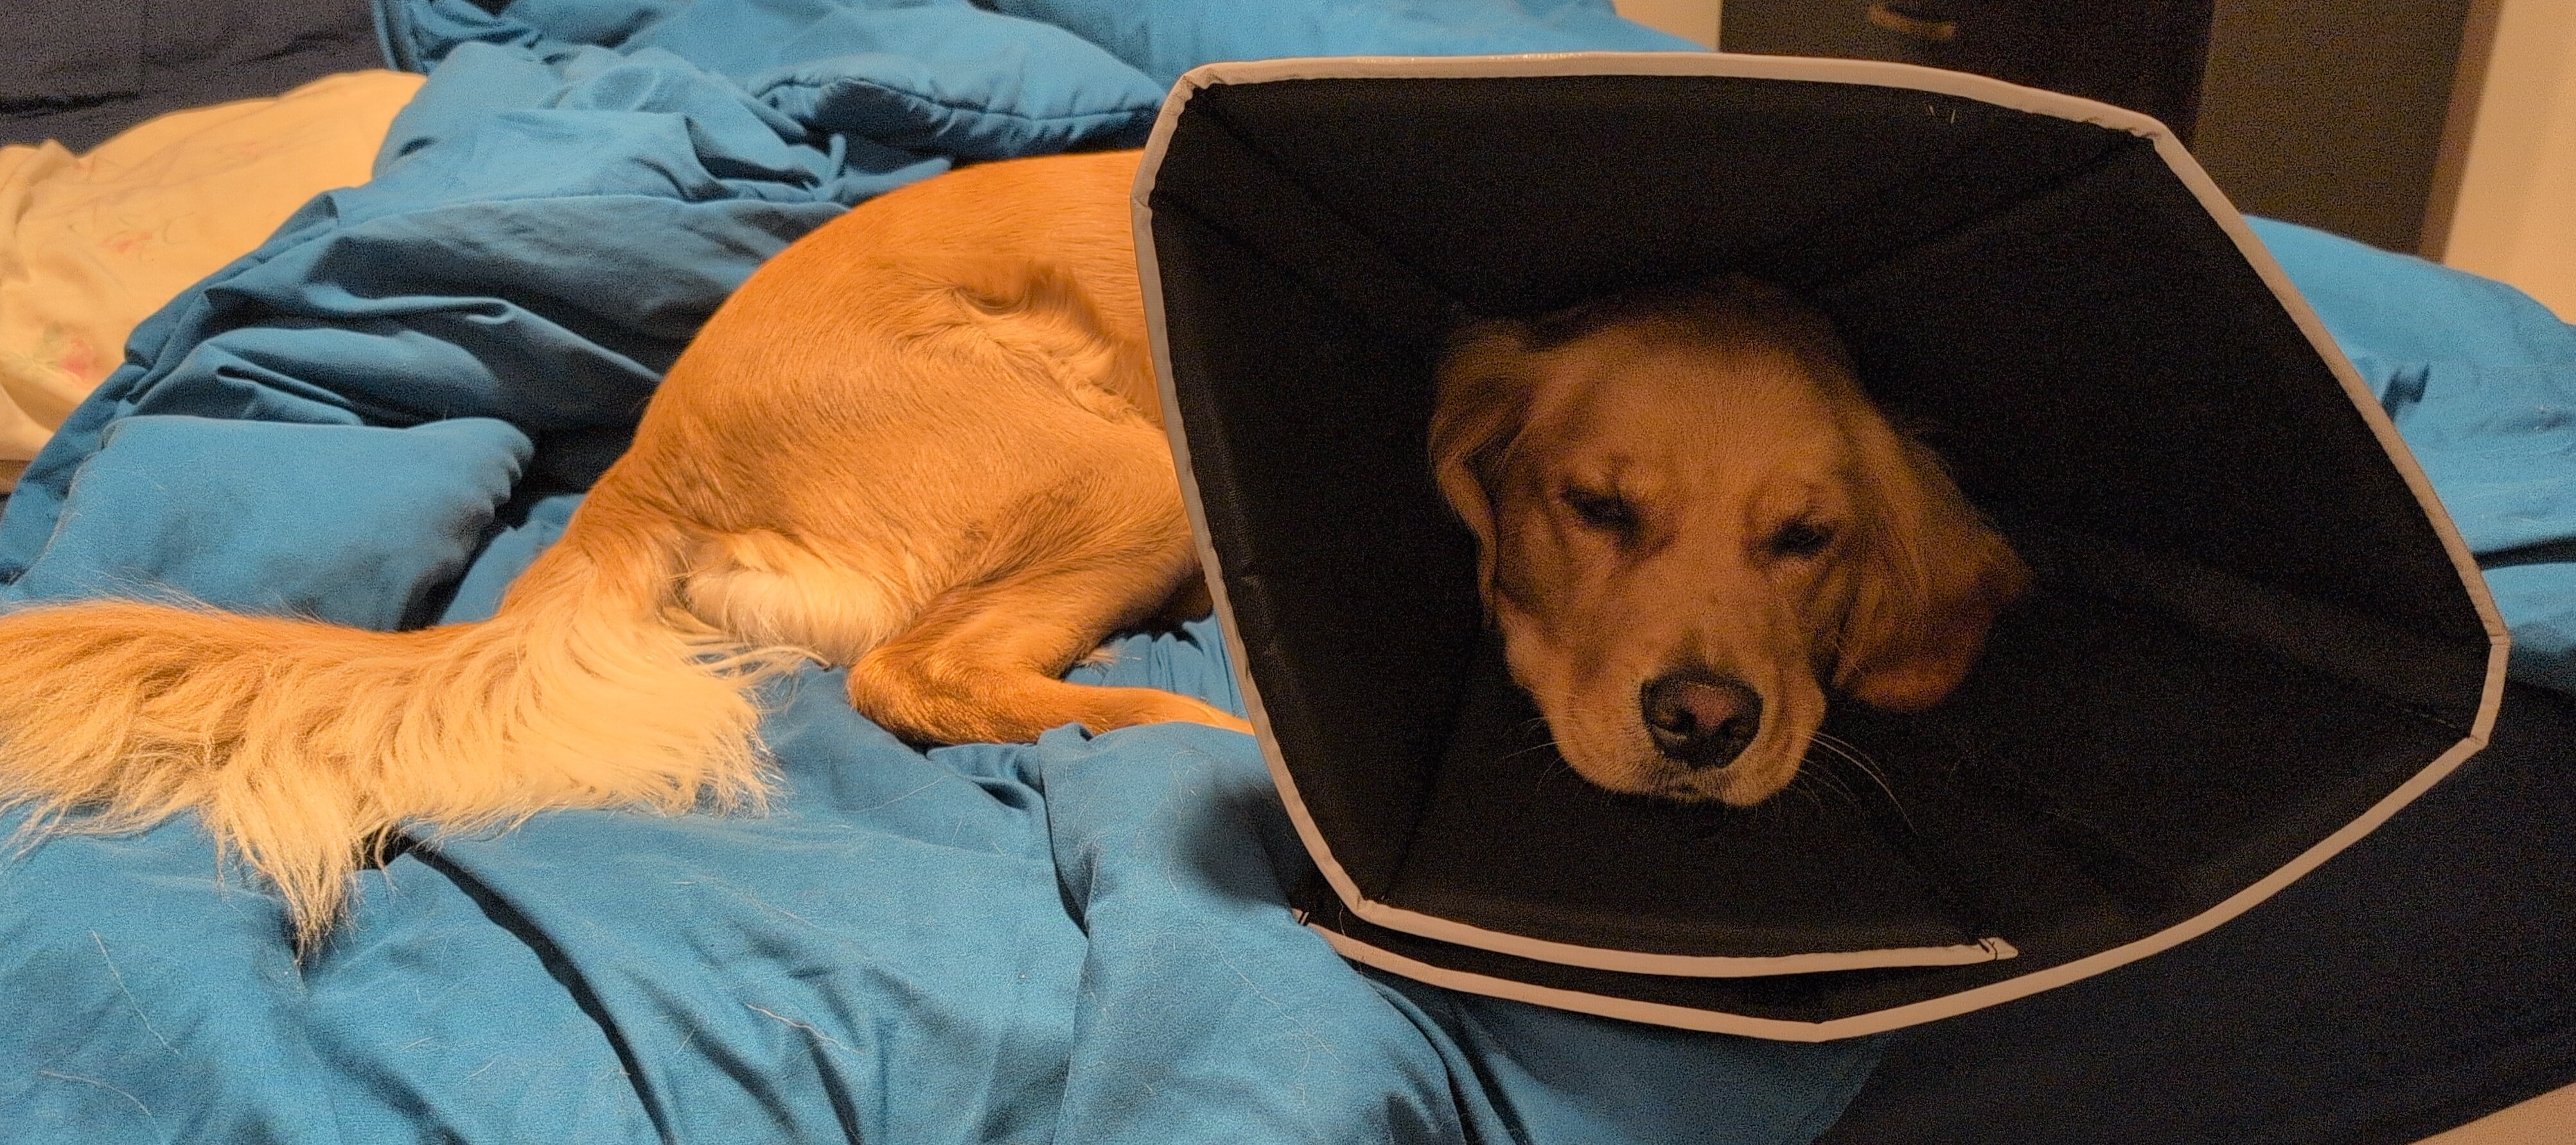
left=0, top=0, right=385, bottom=152
left=1720, top=0, right=2493, bottom=256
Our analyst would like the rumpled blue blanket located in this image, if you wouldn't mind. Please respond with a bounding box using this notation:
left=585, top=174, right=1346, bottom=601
left=4, top=2, right=2572, bottom=1141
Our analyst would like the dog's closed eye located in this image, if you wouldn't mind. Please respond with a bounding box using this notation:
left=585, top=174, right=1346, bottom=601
left=1765, top=519, right=1835, bottom=559
left=1561, top=486, right=1641, bottom=538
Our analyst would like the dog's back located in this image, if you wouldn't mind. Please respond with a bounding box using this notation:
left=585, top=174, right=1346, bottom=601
left=624, top=148, right=1238, bottom=743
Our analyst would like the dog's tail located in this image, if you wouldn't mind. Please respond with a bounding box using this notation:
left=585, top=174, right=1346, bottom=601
left=0, top=499, right=798, bottom=947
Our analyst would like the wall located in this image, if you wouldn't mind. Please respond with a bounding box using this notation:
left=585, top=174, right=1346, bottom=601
left=2437, top=0, right=2576, bottom=320
left=1611, top=0, right=1719, bottom=48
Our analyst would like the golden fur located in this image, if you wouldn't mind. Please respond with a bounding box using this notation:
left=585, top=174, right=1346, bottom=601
left=0, top=149, right=1249, bottom=946
left=1431, top=279, right=2027, bottom=806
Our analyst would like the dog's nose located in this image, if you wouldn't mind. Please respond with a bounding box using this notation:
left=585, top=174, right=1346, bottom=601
left=1642, top=673, right=1763, bottom=770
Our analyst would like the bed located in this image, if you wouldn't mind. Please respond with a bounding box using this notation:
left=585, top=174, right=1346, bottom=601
left=3, top=1, right=2571, bottom=1142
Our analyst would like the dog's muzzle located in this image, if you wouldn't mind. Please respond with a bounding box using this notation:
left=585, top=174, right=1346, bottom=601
left=1641, top=671, right=1763, bottom=771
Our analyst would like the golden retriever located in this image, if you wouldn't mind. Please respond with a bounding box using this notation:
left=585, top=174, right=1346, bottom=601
left=0, top=147, right=2018, bottom=946
left=0, top=148, right=1247, bottom=946
left=1431, top=279, right=2027, bottom=806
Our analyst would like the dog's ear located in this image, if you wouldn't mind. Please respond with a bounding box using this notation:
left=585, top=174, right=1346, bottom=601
left=1429, top=320, right=1539, bottom=613
left=1835, top=418, right=2030, bottom=711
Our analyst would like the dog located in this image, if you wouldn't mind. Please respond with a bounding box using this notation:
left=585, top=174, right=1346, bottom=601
left=0, top=148, right=1248, bottom=946
left=1430, top=278, right=2027, bottom=806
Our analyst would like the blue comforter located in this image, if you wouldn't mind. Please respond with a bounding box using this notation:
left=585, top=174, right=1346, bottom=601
left=4, top=2, right=2572, bottom=1141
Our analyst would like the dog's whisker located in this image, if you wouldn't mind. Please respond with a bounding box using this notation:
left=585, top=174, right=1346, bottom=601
left=1810, top=729, right=1873, bottom=757
left=1796, top=744, right=1866, bottom=810
left=1780, top=770, right=1831, bottom=813
left=1792, top=757, right=1864, bottom=810
left=1516, top=745, right=1582, bottom=800
left=1807, top=732, right=1917, bottom=835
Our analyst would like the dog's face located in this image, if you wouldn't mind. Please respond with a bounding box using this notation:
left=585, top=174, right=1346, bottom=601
left=1431, top=281, right=2027, bottom=806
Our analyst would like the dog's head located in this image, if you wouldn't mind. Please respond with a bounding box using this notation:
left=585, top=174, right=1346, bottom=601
left=1429, top=279, right=2027, bottom=805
